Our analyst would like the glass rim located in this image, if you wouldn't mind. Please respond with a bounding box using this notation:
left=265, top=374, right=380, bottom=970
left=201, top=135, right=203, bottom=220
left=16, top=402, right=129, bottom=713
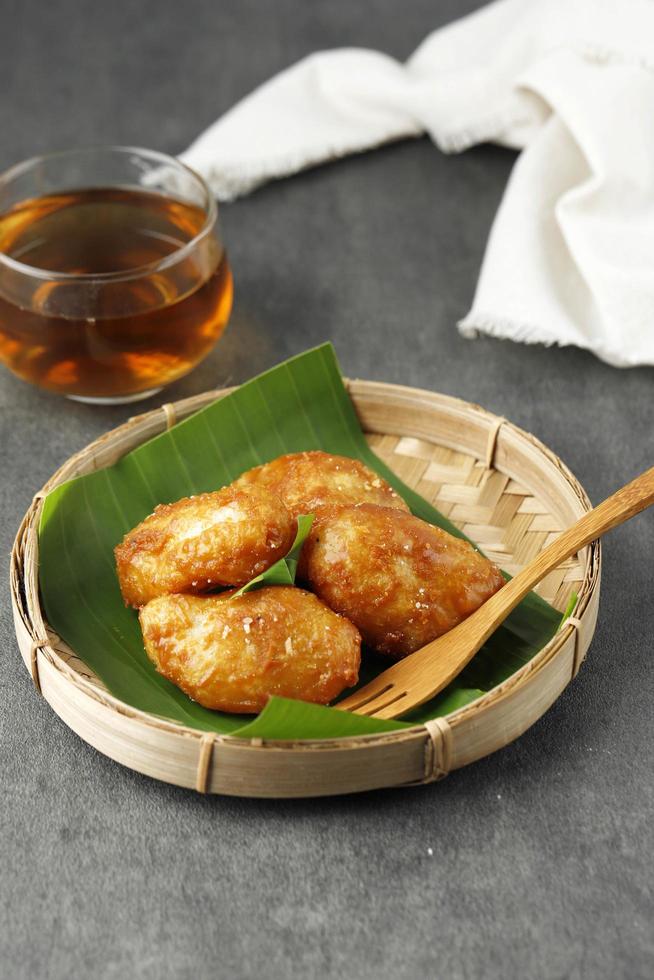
left=0, top=145, right=218, bottom=283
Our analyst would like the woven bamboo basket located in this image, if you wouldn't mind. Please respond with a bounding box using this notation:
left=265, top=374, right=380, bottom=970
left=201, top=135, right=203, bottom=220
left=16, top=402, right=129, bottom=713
left=11, top=380, right=600, bottom=797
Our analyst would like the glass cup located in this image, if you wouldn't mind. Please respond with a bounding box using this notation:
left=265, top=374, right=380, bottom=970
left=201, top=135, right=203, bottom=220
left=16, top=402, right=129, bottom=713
left=0, top=147, right=233, bottom=403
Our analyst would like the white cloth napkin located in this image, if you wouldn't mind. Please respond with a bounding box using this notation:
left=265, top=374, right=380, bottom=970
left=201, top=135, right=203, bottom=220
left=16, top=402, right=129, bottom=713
left=181, top=0, right=654, bottom=368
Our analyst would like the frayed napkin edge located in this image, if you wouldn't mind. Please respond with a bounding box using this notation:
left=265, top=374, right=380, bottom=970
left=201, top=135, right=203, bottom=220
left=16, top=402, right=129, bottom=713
left=458, top=312, right=652, bottom=369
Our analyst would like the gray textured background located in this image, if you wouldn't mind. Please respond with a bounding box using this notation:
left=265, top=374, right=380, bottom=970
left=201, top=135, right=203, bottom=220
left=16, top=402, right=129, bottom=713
left=1, top=2, right=653, bottom=978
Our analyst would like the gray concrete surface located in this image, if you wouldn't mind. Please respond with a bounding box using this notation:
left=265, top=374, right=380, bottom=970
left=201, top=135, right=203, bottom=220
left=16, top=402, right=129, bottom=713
left=1, top=2, right=652, bottom=978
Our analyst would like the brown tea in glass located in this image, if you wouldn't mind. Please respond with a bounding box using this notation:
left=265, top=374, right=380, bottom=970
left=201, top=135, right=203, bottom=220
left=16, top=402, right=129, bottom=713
left=0, top=148, right=233, bottom=403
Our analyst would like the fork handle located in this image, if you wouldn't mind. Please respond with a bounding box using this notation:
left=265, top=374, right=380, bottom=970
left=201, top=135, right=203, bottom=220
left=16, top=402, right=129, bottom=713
left=467, top=465, right=654, bottom=650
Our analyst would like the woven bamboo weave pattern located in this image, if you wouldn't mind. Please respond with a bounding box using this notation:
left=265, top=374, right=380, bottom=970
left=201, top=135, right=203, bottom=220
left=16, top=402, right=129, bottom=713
left=367, top=434, right=583, bottom=611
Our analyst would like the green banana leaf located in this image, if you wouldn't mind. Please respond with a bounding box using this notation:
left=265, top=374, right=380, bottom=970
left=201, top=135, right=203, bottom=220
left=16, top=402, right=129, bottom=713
left=232, top=515, right=314, bottom=598
left=38, top=343, right=561, bottom=739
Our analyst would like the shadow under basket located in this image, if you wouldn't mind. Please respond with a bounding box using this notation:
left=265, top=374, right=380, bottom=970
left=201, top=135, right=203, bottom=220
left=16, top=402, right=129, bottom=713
left=11, top=381, right=600, bottom=798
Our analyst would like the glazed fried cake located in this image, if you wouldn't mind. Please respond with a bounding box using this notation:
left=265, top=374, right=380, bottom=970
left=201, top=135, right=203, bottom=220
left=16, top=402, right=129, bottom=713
left=115, top=485, right=295, bottom=607
left=234, top=451, right=409, bottom=518
left=140, top=587, right=361, bottom=712
left=301, top=504, right=505, bottom=658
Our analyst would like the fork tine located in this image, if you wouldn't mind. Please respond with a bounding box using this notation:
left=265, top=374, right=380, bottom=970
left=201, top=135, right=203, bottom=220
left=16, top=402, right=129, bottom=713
left=358, top=689, right=409, bottom=717
left=362, top=692, right=416, bottom=719
left=336, top=679, right=395, bottom=713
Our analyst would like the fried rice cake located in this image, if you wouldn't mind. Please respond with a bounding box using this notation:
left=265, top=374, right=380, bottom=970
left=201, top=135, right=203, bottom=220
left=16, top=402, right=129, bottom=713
left=233, top=450, right=409, bottom=518
left=301, top=504, right=505, bottom=658
left=115, top=484, right=295, bottom=607
left=139, top=586, right=361, bottom=713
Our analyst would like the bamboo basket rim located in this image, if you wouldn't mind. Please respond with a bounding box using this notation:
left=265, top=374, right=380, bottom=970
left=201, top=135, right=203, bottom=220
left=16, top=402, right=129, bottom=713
left=10, top=379, right=601, bottom=794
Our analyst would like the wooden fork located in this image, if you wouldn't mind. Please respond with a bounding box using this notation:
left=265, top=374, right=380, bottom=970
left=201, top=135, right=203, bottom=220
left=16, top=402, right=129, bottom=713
left=337, top=466, right=654, bottom=720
